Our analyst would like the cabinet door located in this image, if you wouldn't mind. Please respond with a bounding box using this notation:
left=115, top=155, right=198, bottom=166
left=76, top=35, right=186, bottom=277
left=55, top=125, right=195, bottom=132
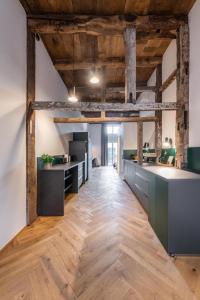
left=147, top=173, right=156, bottom=227
left=124, top=160, right=128, bottom=181
left=127, top=162, right=136, bottom=190
left=154, top=177, right=168, bottom=251
left=134, top=167, right=150, bottom=212
left=126, top=162, right=131, bottom=186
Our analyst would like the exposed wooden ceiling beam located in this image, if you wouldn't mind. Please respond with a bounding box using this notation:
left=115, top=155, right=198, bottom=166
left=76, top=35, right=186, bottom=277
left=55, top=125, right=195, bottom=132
left=137, top=31, right=176, bottom=41
left=160, top=69, right=177, bottom=92
left=31, top=101, right=179, bottom=112
left=55, top=57, right=162, bottom=70
left=106, top=85, right=156, bottom=93
left=72, top=85, right=155, bottom=93
left=69, top=81, right=147, bottom=89
left=28, top=14, right=187, bottom=35
left=54, top=116, right=158, bottom=124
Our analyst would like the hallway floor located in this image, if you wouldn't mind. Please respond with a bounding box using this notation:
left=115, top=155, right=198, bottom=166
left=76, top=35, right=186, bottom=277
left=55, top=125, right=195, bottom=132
left=0, top=167, right=200, bottom=300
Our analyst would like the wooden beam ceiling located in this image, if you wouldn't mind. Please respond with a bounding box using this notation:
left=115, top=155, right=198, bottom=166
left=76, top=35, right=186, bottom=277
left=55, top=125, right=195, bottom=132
left=54, top=57, right=162, bottom=71
left=54, top=116, right=158, bottom=124
left=27, top=14, right=187, bottom=35
left=31, top=101, right=179, bottom=112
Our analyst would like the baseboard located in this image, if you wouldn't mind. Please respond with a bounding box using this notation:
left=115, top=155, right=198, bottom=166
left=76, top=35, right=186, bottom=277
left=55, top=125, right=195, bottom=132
left=0, top=226, right=26, bottom=254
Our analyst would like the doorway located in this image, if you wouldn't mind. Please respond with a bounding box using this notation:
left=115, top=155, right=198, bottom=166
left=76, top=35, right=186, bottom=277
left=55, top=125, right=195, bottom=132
left=106, top=125, right=120, bottom=168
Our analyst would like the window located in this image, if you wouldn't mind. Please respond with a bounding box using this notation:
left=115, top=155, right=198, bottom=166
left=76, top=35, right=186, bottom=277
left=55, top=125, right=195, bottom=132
left=106, top=125, right=120, bottom=135
left=106, top=125, right=120, bottom=166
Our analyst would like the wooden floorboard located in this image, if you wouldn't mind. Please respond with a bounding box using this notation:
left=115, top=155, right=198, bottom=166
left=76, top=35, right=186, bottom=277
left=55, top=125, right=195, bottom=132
left=0, top=167, right=199, bottom=300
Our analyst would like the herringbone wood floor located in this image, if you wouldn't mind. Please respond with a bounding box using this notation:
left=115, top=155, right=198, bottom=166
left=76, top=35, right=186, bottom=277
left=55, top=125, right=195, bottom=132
left=0, top=167, right=199, bottom=300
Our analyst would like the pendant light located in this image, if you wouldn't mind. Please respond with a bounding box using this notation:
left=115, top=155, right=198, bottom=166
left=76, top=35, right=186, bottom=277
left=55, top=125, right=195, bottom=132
left=89, top=38, right=100, bottom=85
left=68, top=86, right=78, bottom=103
left=68, top=33, right=78, bottom=102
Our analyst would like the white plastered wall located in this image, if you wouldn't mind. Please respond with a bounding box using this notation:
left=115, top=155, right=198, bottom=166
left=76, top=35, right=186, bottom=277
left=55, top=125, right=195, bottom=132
left=189, top=0, right=200, bottom=147
left=35, top=39, right=88, bottom=157
left=0, top=0, right=27, bottom=249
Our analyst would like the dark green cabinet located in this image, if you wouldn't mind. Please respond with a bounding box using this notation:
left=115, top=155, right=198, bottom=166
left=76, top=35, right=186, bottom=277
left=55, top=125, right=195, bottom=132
left=124, top=160, right=200, bottom=255
left=38, top=161, right=85, bottom=216
left=153, top=177, right=168, bottom=250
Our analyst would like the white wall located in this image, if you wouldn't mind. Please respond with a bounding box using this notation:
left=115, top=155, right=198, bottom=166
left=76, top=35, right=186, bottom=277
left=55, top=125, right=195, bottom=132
left=35, top=40, right=87, bottom=157
left=0, top=4, right=88, bottom=249
left=162, top=40, right=177, bottom=147
left=88, top=124, right=102, bottom=164
left=137, top=40, right=177, bottom=149
left=35, top=40, right=68, bottom=156
left=122, top=123, right=137, bottom=149
left=0, top=0, right=26, bottom=249
left=189, top=0, right=200, bottom=147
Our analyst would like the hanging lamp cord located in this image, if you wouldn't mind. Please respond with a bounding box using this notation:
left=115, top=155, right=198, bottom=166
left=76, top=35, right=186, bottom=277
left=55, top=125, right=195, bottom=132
left=73, top=28, right=75, bottom=95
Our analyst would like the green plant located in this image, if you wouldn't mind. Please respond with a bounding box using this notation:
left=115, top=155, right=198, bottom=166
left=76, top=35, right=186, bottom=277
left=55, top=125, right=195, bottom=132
left=41, top=154, right=54, bottom=165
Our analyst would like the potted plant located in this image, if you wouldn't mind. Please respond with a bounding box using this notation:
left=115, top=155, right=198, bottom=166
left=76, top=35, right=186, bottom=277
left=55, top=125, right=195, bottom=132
left=41, top=154, right=54, bottom=170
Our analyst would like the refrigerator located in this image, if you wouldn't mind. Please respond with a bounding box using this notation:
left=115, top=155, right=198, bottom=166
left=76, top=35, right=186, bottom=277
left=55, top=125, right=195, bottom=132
left=69, top=132, right=92, bottom=180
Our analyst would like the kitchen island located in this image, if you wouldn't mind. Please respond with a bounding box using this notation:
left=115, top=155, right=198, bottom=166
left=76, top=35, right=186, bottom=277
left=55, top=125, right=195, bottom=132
left=124, top=159, right=200, bottom=255
left=37, top=161, right=85, bottom=216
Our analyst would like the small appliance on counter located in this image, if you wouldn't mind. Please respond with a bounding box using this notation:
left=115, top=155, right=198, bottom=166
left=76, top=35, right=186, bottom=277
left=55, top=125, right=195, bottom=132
left=64, top=154, right=71, bottom=163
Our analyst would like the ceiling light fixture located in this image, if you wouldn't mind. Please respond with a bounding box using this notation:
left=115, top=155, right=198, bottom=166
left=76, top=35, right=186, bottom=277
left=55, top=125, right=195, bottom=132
left=68, top=86, right=78, bottom=103
left=68, top=32, right=78, bottom=102
left=89, top=38, right=100, bottom=85
left=90, top=73, right=100, bottom=84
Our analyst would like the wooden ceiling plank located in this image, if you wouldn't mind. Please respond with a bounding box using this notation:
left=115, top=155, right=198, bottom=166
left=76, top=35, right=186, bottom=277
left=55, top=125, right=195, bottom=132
left=54, top=56, right=162, bottom=70
left=25, top=0, right=195, bottom=15
left=137, top=31, right=176, bottom=41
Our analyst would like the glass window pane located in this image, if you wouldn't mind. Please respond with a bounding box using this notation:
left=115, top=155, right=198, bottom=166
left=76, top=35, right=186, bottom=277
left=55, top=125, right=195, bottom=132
left=107, top=126, right=113, bottom=134
left=113, top=126, right=120, bottom=134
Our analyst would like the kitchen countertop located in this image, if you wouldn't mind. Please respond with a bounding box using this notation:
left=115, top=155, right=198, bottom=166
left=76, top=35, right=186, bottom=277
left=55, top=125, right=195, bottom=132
left=41, top=161, right=84, bottom=171
left=124, top=159, right=200, bottom=180
left=142, top=165, right=200, bottom=180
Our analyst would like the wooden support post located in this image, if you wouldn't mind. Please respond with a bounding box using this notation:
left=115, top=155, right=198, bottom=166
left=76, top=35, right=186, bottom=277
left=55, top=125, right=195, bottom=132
left=155, top=64, right=162, bottom=162
left=176, top=24, right=189, bottom=169
left=27, top=27, right=37, bottom=224
left=137, top=121, right=143, bottom=165
left=124, top=27, right=136, bottom=104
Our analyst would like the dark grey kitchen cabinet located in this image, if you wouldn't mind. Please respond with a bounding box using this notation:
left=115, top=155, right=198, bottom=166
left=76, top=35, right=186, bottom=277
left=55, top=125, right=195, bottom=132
left=37, top=161, right=85, bottom=216
left=124, top=159, right=200, bottom=255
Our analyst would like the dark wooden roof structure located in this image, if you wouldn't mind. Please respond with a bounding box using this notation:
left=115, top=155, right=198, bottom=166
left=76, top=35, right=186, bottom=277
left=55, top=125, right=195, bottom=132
left=20, top=0, right=195, bottom=102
